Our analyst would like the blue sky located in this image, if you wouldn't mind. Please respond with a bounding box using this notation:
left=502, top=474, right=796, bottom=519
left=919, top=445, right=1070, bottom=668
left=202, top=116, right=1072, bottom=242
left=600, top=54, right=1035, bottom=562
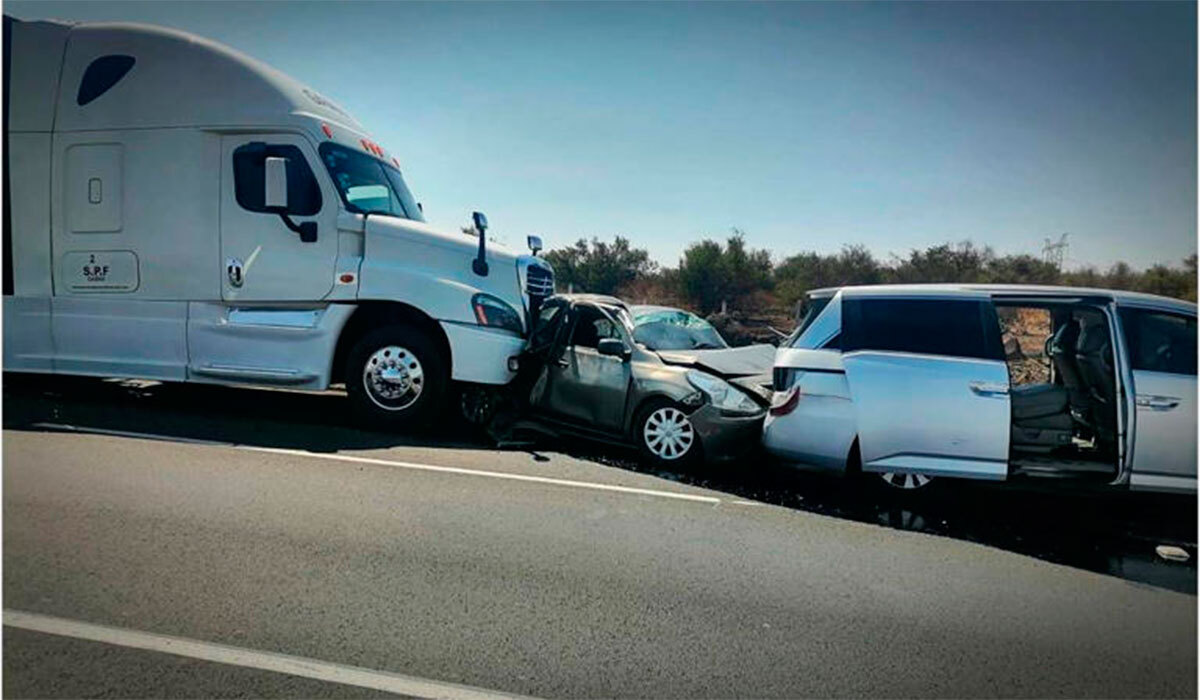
left=9, top=1, right=1196, bottom=270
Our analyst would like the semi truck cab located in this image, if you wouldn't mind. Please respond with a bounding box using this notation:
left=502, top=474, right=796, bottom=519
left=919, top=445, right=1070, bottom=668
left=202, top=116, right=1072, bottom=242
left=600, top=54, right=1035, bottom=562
left=2, top=15, right=553, bottom=426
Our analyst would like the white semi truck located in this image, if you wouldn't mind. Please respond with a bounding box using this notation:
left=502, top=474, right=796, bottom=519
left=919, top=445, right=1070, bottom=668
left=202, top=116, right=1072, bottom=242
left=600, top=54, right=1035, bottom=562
left=2, top=15, right=554, bottom=426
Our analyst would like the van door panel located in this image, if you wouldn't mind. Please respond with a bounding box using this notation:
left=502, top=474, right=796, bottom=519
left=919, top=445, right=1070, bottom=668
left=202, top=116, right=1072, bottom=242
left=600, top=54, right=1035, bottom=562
left=844, top=352, right=1011, bottom=479
left=219, top=135, right=337, bottom=301
left=1129, top=371, right=1196, bottom=489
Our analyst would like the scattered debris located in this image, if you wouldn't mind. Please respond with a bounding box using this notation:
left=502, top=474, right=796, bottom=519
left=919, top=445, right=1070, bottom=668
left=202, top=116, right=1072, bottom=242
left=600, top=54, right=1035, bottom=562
left=1156, top=545, right=1190, bottom=563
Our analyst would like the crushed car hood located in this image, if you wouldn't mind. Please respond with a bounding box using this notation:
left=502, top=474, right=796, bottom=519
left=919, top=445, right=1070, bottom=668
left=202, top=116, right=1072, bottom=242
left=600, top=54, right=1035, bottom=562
left=655, top=344, right=776, bottom=378
left=655, top=344, right=776, bottom=405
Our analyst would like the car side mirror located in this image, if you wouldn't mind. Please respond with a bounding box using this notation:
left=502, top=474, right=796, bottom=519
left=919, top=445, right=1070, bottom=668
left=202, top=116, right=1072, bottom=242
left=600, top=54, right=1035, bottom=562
left=598, top=338, right=630, bottom=360
left=263, top=156, right=317, bottom=243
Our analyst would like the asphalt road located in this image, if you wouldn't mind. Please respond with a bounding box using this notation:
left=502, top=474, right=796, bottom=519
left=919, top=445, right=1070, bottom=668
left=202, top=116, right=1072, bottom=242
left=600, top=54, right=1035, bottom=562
left=3, top=376, right=1197, bottom=698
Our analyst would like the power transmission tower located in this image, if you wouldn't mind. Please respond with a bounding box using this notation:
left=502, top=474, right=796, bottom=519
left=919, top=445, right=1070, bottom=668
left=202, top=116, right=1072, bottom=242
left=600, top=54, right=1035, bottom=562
left=1043, top=233, right=1069, bottom=271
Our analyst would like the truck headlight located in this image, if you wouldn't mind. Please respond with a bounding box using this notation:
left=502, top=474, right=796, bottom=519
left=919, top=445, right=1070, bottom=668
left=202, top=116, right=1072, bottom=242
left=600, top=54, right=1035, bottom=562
left=686, top=370, right=761, bottom=415
left=471, top=293, right=523, bottom=335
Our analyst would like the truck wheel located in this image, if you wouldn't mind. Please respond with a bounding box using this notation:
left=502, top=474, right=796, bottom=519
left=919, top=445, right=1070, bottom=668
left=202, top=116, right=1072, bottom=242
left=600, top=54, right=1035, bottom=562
left=345, top=324, right=447, bottom=430
left=634, top=399, right=702, bottom=469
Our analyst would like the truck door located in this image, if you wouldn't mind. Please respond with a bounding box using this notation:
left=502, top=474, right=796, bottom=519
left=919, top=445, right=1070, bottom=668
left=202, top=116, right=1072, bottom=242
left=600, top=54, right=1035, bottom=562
left=1119, top=306, right=1197, bottom=492
left=220, top=135, right=337, bottom=301
left=842, top=296, right=1011, bottom=481
left=538, top=305, right=631, bottom=431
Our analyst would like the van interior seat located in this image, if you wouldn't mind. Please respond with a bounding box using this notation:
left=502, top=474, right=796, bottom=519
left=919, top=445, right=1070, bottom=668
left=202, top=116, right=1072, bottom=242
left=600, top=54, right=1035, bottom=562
left=1075, top=318, right=1117, bottom=444
left=1047, top=320, right=1088, bottom=415
left=1010, top=383, right=1070, bottom=421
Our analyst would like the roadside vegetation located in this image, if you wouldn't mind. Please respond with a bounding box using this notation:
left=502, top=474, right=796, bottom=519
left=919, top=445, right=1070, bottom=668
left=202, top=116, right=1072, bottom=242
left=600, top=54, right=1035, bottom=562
left=544, top=232, right=1197, bottom=340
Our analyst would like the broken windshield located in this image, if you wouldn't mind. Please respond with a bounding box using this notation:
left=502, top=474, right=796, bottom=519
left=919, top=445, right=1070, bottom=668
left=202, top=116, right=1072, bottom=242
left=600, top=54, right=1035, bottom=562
left=631, top=307, right=728, bottom=351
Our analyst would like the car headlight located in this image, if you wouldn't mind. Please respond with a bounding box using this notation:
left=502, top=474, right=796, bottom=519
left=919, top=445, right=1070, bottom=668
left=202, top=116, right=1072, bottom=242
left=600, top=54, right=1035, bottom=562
left=472, top=293, right=523, bottom=335
left=686, top=370, right=761, bottom=415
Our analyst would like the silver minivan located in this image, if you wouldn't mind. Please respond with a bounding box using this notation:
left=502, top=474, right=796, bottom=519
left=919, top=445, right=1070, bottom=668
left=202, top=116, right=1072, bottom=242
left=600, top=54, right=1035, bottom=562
left=763, top=284, right=1197, bottom=493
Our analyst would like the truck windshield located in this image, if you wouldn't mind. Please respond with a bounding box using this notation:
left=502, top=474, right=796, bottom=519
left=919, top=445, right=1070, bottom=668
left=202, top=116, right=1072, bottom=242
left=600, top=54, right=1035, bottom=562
left=319, top=142, right=425, bottom=222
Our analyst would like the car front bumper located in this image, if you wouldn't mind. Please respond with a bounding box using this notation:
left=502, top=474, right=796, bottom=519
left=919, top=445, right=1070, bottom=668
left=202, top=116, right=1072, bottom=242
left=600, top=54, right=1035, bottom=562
left=689, top=404, right=767, bottom=462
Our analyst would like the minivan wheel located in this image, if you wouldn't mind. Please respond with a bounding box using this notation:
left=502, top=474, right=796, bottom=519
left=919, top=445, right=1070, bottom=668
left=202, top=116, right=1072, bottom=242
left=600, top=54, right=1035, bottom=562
left=634, top=399, right=701, bottom=468
left=879, top=472, right=934, bottom=490
left=346, top=324, right=446, bottom=430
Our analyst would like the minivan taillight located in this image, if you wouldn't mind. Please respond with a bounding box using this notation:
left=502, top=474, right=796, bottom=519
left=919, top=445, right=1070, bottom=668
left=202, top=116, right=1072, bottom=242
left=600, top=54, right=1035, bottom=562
left=769, top=385, right=801, bottom=416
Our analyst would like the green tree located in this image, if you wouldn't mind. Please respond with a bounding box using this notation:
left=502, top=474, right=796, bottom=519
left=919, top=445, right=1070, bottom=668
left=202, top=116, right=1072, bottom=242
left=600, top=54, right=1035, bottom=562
left=775, top=244, right=883, bottom=308
left=889, top=241, right=991, bottom=283
left=985, top=254, right=1061, bottom=285
left=677, top=231, right=773, bottom=314
left=542, top=236, right=655, bottom=295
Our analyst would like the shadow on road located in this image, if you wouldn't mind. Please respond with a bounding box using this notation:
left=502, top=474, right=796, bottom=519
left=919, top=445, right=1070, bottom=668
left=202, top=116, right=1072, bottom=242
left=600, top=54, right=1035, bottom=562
left=4, top=373, right=1195, bottom=594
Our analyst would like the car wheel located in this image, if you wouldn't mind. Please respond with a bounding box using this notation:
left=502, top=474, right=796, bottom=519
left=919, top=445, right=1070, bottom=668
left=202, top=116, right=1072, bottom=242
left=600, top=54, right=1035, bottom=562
left=459, top=384, right=500, bottom=426
left=345, top=324, right=447, bottom=430
left=879, top=472, right=934, bottom=490
left=635, top=399, right=701, bottom=468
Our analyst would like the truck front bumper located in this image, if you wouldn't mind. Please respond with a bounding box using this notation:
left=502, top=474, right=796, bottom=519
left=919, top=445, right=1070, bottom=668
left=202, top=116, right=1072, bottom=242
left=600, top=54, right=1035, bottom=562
left=440, top=321, right=526, bottom=385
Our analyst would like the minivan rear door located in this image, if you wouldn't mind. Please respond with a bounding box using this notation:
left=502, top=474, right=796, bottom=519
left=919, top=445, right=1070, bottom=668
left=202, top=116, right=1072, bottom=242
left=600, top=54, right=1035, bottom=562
left=842, top=295, right=1011, bottom=481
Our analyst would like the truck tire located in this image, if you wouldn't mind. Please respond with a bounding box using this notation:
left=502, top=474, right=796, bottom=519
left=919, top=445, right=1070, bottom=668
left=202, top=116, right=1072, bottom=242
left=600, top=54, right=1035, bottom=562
left=634, top=398, right=703, bottom=469
left=345, top=324, right=447, bottom=430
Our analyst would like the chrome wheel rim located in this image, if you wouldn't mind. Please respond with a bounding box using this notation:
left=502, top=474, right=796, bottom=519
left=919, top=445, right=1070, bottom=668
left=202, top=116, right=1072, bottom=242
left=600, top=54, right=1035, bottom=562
left=643, top=407, right=694, bottom=461
left=362, top=345, right=424, bottom=411
left=881, top=472, right=932, bottom=490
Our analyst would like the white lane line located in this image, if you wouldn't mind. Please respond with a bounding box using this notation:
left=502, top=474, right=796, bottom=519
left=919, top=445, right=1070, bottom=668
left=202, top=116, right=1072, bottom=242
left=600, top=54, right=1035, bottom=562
left=32, top=423, right=226, bottom=446
left=27, top=423, right=723, bottom=505
left=4, top=609, right=535, bottom=700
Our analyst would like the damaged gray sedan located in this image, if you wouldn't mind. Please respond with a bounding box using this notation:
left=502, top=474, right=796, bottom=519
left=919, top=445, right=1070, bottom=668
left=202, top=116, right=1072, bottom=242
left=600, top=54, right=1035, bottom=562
left=512, top=294, right=773, bottom=467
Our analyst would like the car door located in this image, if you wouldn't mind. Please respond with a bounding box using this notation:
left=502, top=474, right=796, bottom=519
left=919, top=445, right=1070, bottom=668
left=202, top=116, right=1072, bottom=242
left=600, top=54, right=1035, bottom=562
left=220, top=135, right=338, bottom=301
left=539, top=305, right=632, bottom=431
left=842, top=295, right=1011, bottom=481
left=1119, top=306, right=1197, bottom=492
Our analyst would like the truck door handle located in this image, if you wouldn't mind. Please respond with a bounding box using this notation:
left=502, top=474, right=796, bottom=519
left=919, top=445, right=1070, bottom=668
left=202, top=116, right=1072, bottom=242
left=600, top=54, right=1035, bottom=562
left=555, top=357, right=570, bottom=368
left=968, top=381, right=1009, bottom=397
left=1136, top=394, right=1180, bottom=411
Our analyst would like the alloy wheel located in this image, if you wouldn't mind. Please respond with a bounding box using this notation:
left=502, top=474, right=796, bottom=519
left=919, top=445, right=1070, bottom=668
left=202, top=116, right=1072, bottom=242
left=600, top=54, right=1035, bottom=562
left=880, top=472, right=933, bottom=490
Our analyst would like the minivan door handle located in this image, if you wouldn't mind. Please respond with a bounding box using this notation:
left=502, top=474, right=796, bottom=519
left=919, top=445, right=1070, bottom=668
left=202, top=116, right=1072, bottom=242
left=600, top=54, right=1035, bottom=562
left=1136, top=394, right=1180, bottom=411
left=968, top=381, right=1009, bottom=397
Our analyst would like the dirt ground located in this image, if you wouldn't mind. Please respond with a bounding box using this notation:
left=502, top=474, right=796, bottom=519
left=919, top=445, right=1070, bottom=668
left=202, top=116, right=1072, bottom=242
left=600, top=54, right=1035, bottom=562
left=998, top=306, right=1052, bottom=385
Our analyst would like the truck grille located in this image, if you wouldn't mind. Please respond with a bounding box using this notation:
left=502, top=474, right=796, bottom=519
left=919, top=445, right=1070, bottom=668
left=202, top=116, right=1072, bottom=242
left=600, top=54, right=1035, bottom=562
left=525, top=263, right=554, bottom=319
left=525, top=264, right=554, bottom=298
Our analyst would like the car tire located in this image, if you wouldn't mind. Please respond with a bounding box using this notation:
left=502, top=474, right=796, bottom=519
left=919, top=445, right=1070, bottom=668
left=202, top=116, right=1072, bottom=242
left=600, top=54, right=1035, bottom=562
left=345, top=324, right=447, bottom=430
left=634, top=398, right=703, bottom=469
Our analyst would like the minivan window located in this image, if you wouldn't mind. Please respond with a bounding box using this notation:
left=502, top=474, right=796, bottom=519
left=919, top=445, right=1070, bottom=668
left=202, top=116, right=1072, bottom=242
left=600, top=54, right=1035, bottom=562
left=319, top=143, right=424, bottom=222
left=1120, top=308, right=1197, bottom=375
left=789, top=295, right=839, bottom=349
left=844, top=298, right=1003, bottom=361
left=794, top=296, right=832, bottom=339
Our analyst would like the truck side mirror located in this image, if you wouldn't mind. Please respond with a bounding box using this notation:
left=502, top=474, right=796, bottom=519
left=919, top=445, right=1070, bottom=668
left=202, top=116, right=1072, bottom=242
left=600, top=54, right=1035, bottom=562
left=263, top=155, right=317, bottom=243
left=598, top=338, right=630, bottom=360
left=471, top=211, right=489, bottom=276
left=264, top=157, right=288, bottom=210
left=527, top=235, right=543, bottom=255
